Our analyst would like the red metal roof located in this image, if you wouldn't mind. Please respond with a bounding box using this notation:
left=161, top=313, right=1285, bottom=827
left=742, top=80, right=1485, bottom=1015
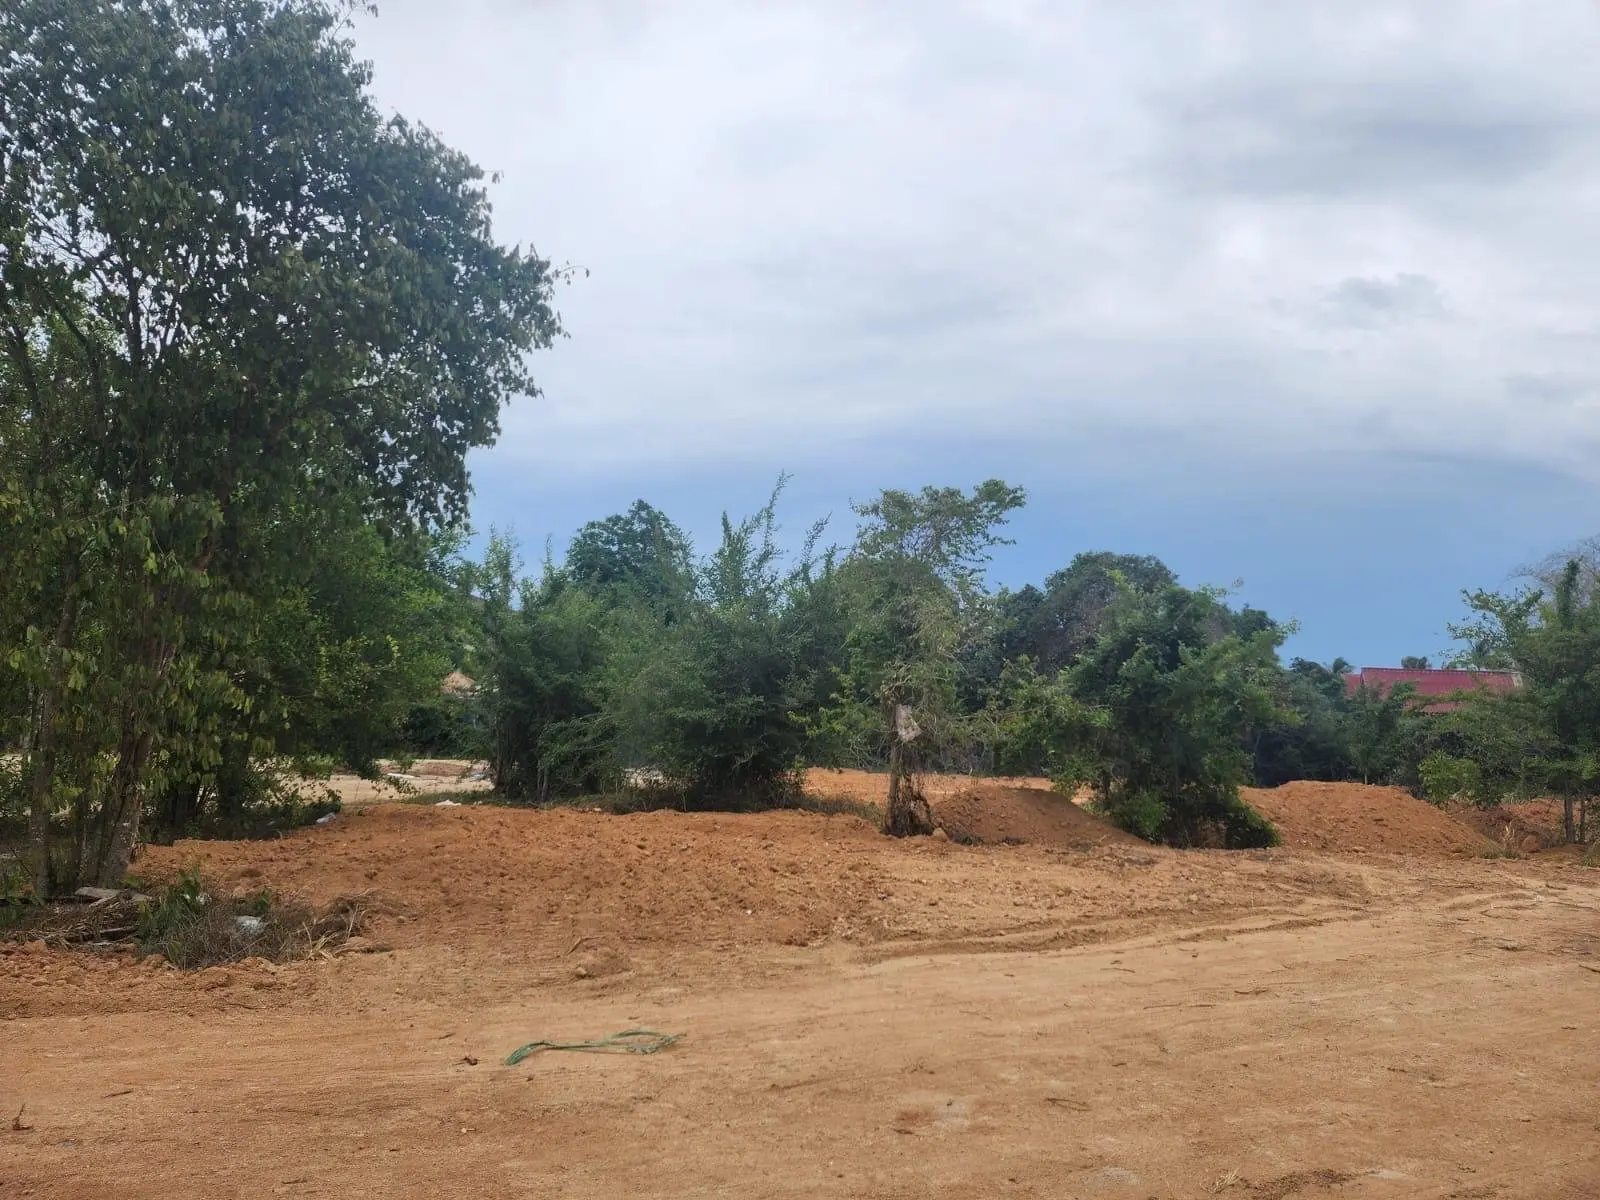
left=1342, top=667, right=1522, bottom=712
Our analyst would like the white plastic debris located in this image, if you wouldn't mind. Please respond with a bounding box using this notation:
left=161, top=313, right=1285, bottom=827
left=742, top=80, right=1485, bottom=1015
left=434, top=799, right=462, bottom=807
left=315, top=813, right=338, bottom=825
left=234, top=915, right=266, bottom=937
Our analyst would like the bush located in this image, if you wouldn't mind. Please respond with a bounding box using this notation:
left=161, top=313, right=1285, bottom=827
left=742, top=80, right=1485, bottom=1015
left=1419, top=752, right=1485, bottom=805
left=1088, top=787, right=1279, bottom=849
left=0, top=855, right=38, bottom=933
left=1216, top=797, right=1281, bottom=849
left=1002, top=584, right=1289, bottom=850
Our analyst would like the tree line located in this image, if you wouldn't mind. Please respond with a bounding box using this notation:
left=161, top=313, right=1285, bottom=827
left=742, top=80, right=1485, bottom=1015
left=430, top=482, right=1600, bottom=851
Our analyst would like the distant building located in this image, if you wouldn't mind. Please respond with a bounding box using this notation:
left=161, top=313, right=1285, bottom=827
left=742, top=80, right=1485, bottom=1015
left=1342, top=666, right=1522, bottom=714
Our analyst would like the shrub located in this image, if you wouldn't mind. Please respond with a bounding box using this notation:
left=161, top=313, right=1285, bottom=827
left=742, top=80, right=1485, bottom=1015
left=1001, top=584, right=1288, bottom=850
left=1419, top=752, right=1485, bottom=805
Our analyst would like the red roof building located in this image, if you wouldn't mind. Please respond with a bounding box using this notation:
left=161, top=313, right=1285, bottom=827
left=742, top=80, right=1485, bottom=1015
left=1342, top=667, right=1523, bottom=713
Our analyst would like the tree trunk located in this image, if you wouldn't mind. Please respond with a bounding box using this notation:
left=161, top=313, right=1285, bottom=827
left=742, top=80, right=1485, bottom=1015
left=92, top=723, right=156, bottom=887
left=1563, top=795, right=1577, bottom=845
left=882, top=729, right=933, bottom=838
left=25, top=585, right=80, bottom=897
left=26, top=713, right=58, bottom=897
left=86, top=626, right=181, bottom=886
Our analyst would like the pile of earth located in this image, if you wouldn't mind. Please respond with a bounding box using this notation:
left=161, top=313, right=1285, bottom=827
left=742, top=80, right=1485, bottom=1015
left=1241, top=781, right=1497, bottom=856
left=920, top=786, right=1144, bottom=849
left=144, top=803, right=895, bottom=953
left=802, top=769, right=1133, bottom=849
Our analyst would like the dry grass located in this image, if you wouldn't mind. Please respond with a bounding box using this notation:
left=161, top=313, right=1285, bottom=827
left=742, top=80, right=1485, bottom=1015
left=1, top=876, right=372, bottom=969
left=141, top=891, right=371, bottom=969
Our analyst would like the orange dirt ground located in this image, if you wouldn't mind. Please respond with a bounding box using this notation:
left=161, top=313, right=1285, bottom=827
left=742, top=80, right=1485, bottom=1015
left=5, top=778, right=1600, bottom=1198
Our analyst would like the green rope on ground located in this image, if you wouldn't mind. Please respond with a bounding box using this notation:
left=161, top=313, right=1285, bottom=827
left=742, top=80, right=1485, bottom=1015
left=504, top=1029, right=683, bottom=1065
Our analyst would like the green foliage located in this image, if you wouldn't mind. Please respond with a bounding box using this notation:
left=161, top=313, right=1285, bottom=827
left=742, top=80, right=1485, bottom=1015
left=1005, top=554, right=1179, bottom=676
left=1424, top=692, right=1551, bottom=806
left=1418, top=752, right=1484, bottom=805
left=824, top=480, right=1028, bottom=773
left=0, top=756, right=22, bottom=833
left=852, top=481, right=1027, bottom=588
left=134, top=511, right=456, bottom=840
left=567, top=501, right=695, bottom=618
left=1249, top=658, right=1358, bottom=786
left=477, top=536, right=616, bottom=801
left=626, top=487, right=828, bottom=805
left=1, top=0, right=557, bottom=888
left=135, top=869, right=209, bottom=946
left=471, top=479, right=1034, bottom=814
left=1001, top=583, right=1284, bottom=848
left=1439, top=558, right=1600, bottom=841
left=400, top=695, right=483, bottom=759
left=483, top=483, right=838, bottom=807
left=1344, top=681, right=1425, bottom=786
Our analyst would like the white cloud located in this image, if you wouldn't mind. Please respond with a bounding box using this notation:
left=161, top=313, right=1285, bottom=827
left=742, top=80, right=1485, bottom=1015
left=353, top=0, right=1600, bottom=481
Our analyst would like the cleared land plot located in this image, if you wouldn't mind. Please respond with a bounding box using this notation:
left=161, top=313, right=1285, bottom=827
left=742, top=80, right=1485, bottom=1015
left=4, top=781, right=1599, bottom=1198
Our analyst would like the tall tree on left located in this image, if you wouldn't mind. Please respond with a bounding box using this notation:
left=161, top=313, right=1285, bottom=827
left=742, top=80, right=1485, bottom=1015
left=0, top=0, right=561, bottom=890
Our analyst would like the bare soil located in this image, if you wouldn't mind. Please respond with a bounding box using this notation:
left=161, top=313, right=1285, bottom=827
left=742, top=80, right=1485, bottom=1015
left=4, top=779, right=1600, bottom=1198
left=1242, top=781, right=1499, bottom=857
left=804, top=768, right=1131, bottom=847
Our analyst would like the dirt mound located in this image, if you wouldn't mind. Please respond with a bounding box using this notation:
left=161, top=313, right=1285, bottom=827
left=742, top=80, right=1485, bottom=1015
left=1242, top=781, right=1497, bottom=856
left=141, top=803, right=893, bottom=954
left=925, top=786, right=1144, bottom=849
left=804, top=769, right=1133, bottom=848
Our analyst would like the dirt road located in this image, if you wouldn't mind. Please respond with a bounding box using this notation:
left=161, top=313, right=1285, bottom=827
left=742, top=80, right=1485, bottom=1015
left=3, top=800, right=1598, bottom=1198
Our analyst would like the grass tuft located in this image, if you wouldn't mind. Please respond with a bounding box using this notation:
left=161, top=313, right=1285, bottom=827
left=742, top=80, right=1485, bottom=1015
left=2, top=869, right=371, bottom=968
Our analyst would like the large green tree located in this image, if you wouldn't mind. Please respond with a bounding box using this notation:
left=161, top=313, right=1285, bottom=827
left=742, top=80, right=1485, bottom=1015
left=566, top=501, right=696, bottom=618
left=999, top=552, right=1178, bottom=678
left=1001, top=582, right=1284, bottom=848
left=0, top=0, right=559, bottom=889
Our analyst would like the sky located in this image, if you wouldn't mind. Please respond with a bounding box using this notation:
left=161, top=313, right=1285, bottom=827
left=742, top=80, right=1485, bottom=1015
left=351, top=0, right=1600, bottom=665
